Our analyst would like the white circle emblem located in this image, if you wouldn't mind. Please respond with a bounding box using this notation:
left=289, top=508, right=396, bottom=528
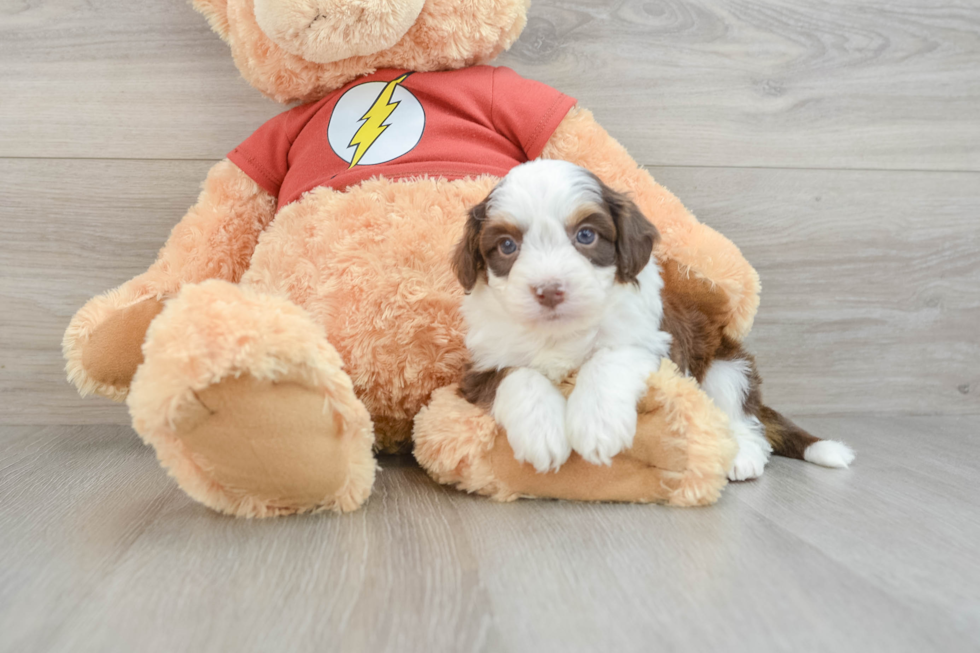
left=327, top=77, right=425, bottom=168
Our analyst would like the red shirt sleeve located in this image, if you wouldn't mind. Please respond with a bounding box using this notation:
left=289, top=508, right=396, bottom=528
left=490, top=67, right=577, bottom=161
left=227, top=100, right=324, bottom=197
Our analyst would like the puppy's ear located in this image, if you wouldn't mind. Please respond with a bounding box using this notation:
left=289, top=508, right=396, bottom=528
left=453, top=198, right=488, bottom=292
left=600, top=181, right=660, bottom=283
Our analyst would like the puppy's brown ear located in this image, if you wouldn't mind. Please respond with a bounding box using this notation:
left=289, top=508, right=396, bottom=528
left=453, top=199, right=488, bottom=292
left=600, top=181, right=660, bottom=283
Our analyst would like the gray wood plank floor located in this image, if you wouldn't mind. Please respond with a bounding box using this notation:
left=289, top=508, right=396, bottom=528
left=1, top=0, right=978, bottom=651
left=2, top=419, right=978, bottom=653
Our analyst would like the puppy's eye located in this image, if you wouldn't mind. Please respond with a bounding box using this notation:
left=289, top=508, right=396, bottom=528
left=576, top=227, right=596, bottom=245
left=499, top=238, right=518, bottom=255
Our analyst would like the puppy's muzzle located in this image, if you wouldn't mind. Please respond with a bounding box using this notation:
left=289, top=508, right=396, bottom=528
left=532, top=282, right=565, bottom=309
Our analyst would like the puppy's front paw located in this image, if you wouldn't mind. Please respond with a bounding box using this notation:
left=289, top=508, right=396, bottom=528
left=493, top=369, right=571, bottom=473
left=566, top=390, right=637, bottom=466
left=506, top=413, right=571, bottom=474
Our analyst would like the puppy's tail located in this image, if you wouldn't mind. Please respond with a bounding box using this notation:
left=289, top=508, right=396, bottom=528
left=758, top=405, right=855, bottom=468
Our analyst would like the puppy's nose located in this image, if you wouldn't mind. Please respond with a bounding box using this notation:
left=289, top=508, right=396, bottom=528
left=532, top=282, right=565, bottom=309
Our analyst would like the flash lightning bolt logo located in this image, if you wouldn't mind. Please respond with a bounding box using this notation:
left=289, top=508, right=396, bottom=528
left=346, top=73, right=411, bottom=169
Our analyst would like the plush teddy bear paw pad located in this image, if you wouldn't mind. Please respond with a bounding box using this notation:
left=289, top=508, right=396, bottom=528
left=171, top=374, right=361, bottom=512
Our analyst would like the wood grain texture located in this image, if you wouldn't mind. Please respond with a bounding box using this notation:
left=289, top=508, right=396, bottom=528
left=1, top=159, right=976, bottom=424
left=0, top=0, right=281, bottom=160
left=502, top=0, right=980, bottom=171
left=1, top=0, right=979, bottom=169
left=0, top=159, right=214, bottom=425
left=1, top=419, right=978, bottom=652
left=651, top=166, right=980, bottom=415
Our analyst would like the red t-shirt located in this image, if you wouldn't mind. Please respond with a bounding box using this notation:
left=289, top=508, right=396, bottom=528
left=228, top=66, right=577, bottom=209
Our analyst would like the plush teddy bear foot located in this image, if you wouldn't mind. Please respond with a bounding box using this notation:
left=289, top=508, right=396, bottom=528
left=64, top=291, right=165, bottom=401
left=127, top=280, right=376, bottom=517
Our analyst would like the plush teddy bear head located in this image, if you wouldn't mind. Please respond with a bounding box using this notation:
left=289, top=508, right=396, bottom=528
left=193, top=0, right=530, bottom=103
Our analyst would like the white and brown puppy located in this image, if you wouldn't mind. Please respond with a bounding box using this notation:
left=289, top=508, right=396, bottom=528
left=453, top=160, right=854, bottom=479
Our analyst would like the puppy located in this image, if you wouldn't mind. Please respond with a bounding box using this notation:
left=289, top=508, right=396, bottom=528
left=453, top=160, right=854, bottom=479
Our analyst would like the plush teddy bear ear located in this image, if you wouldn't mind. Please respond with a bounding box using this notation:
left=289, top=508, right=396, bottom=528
left=192, top=0, right=230, bottom=42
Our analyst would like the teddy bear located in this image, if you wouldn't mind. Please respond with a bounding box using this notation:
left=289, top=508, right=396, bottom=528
left=62, top=0, right=759, bottom=517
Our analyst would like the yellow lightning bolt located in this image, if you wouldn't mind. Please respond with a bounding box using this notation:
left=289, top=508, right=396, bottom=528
left=347, top=74, right=410, bottom=169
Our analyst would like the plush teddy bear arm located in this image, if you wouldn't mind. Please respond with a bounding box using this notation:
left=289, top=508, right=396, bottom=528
left=541, top=106, right=760, bottom=340
left=63, top=160, right=277, bottom=400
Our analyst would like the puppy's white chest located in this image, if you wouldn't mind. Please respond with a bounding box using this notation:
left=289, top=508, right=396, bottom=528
left=529, top=349, right=586, bottom=383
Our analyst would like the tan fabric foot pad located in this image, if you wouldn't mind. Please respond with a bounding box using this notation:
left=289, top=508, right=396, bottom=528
left=80, top=297, right=164, bottom=389
left=173, top=374, right=353, bottom=511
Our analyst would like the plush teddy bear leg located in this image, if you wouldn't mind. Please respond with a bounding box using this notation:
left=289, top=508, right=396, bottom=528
left=127, top=280, right=376, bottom=517
left=414, top=360, right=736, bottom=507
